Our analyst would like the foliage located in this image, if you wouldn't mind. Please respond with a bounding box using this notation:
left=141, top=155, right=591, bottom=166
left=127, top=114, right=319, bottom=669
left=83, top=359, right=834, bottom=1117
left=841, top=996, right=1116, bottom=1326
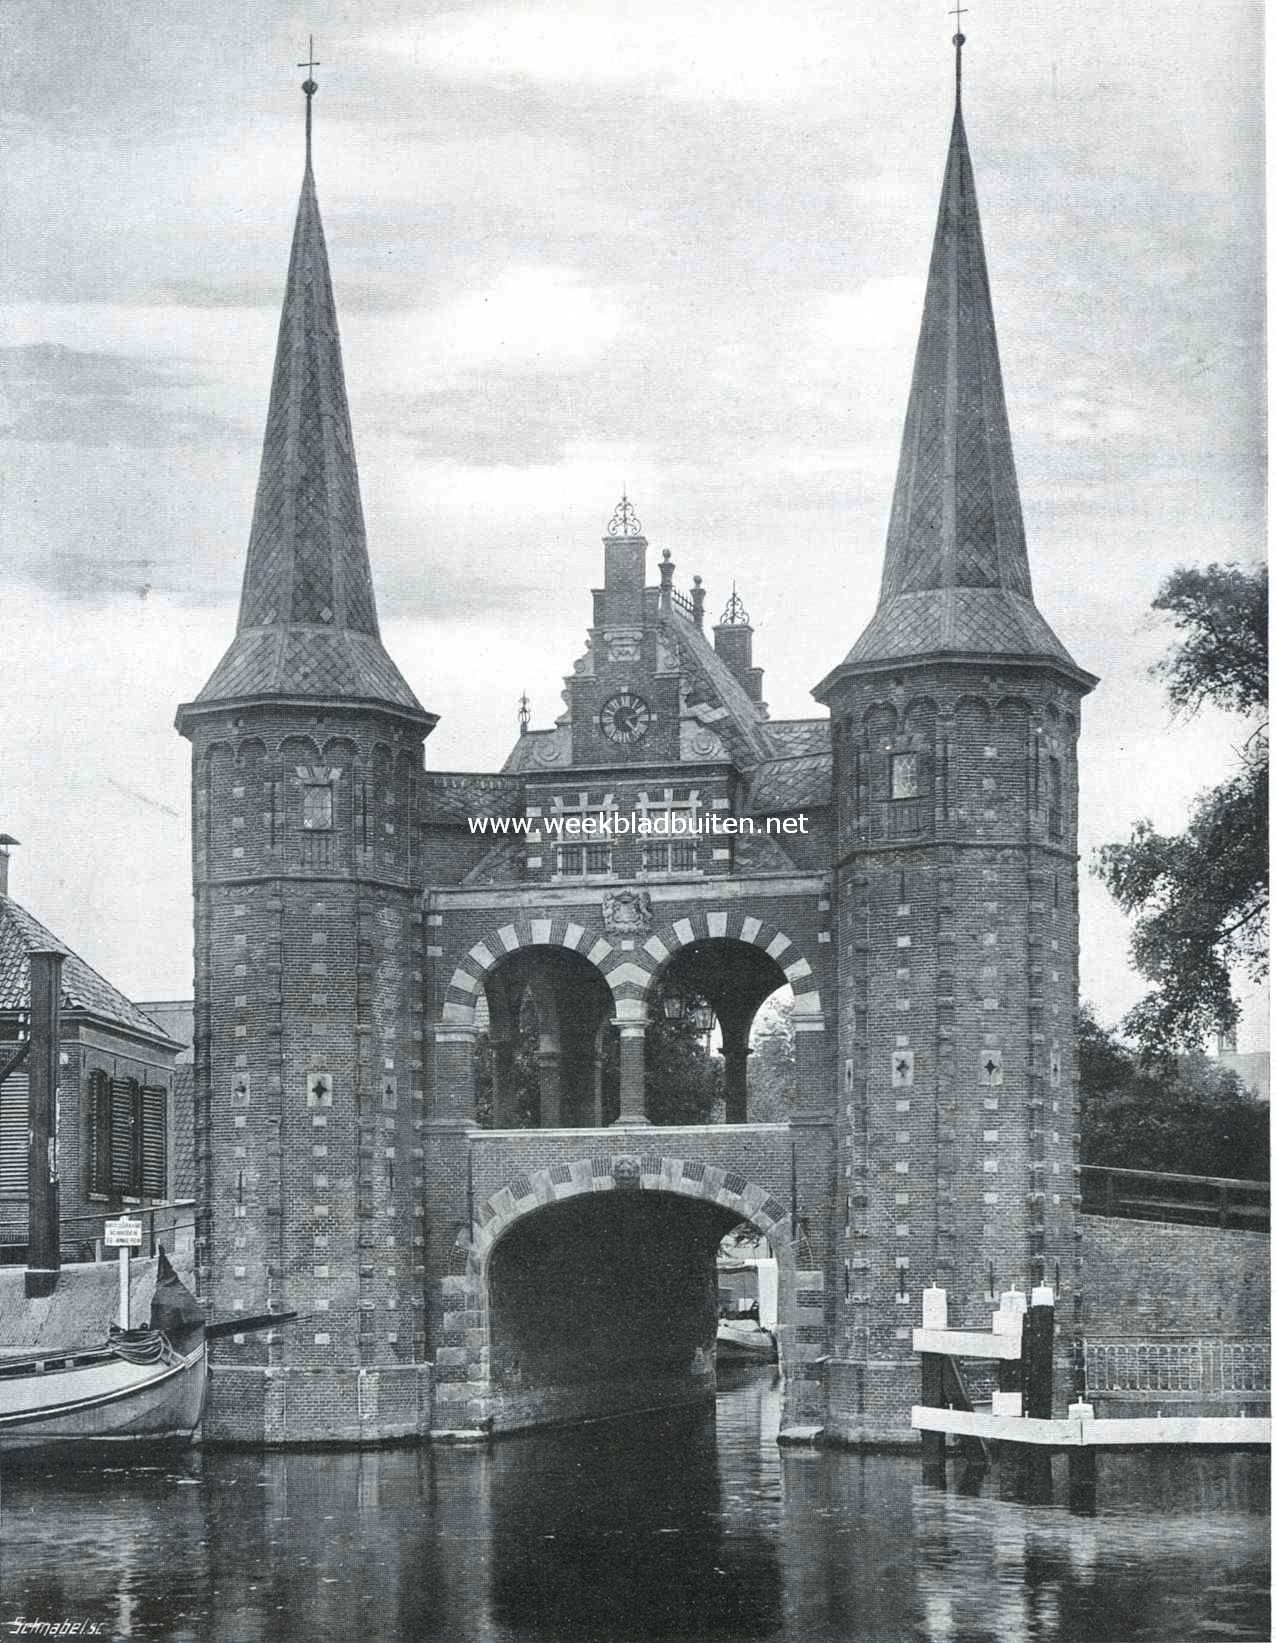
left=1078, top=1003, right=1268, bottom=1181
left=473, top=1023, right=541, bottom=1129
left=746, top=996, right=798, bottom=1122
left=645, top=1011, right=723, bottom=1126
left=1094, top=562, right=1268, bottom=1056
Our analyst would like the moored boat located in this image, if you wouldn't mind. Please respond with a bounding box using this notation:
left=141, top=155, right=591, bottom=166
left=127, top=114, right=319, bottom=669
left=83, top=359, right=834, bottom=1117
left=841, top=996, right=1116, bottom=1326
left=716, top=1316, right=778, bottom=1365
left=0, top=1249, right=207, bottom=1456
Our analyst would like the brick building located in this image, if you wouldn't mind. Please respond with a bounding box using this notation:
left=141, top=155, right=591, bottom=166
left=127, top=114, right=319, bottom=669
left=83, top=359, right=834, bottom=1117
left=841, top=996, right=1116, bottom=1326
left=0, top=841, right=187, bottom=1264
left=177, top=47, right=1096, bottom=1443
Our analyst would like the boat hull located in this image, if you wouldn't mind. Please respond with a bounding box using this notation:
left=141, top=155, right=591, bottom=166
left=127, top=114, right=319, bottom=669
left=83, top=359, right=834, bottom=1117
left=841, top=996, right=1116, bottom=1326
left=716, top=1322, right=778, bottom=1365
left=0, top=1344, right=206, bottom=1455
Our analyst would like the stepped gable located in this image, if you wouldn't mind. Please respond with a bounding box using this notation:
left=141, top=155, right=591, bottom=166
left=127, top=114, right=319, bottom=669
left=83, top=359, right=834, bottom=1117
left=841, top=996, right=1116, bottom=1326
left=673, top=614, right=772, bottom=766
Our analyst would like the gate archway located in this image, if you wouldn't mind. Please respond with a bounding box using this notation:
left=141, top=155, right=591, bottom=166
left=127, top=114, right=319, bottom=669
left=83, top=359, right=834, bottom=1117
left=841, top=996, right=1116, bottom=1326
left=432, top=1154, right=823, bottom=1436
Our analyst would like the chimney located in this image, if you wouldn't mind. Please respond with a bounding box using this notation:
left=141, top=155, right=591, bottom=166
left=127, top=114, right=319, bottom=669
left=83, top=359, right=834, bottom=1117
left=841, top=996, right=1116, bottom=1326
left=0, top=835, right=17, bottom=898
left=713, top=586, right=765, bottom=703
left=602, top=493, right=647, bottom=626
left=25, top=946, right=64, bottom=1299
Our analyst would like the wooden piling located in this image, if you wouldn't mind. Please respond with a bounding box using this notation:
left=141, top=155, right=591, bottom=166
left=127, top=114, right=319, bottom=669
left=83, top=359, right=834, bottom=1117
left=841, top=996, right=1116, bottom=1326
left=1024, top=1285, right=1056, bottom=1420
left=25, top=947, right=64, bottom=1299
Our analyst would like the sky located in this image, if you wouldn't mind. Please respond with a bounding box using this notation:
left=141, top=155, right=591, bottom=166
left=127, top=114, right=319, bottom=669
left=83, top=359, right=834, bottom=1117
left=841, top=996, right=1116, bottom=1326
left=0, top=0, right=1265, bottom=1047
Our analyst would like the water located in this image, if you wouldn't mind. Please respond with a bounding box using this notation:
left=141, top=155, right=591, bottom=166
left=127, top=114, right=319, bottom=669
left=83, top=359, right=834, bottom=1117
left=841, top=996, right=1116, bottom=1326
left=0, top=1371, right=1267, bottom=1642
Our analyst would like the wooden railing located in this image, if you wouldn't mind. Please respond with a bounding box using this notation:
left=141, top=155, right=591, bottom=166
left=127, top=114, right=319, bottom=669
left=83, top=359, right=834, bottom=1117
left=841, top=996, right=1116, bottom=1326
left=1080, top=1164, right=1268, bottom=1232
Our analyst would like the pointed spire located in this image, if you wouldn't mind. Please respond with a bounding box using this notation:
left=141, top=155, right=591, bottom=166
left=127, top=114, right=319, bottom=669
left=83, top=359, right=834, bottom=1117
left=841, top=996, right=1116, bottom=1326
left=883, top=30, right=1028, bottom=604
left=185, top=65, right=430, bottom=726
left=816, top=36, right=1093, bottom=696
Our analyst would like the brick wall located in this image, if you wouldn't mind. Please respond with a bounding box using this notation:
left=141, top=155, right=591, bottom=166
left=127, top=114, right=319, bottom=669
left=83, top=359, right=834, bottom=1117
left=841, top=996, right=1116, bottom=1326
left=1082, top=1214, right=1270, bottom=1337
left=822, top=661, right=1084, bottom=1441
left=183, top=701, right=433, bottom=1442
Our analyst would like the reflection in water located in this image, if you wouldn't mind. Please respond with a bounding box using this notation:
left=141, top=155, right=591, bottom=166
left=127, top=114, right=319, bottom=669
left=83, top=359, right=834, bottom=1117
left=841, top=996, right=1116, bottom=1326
left=0, top=1369, right=1266, bottom=1643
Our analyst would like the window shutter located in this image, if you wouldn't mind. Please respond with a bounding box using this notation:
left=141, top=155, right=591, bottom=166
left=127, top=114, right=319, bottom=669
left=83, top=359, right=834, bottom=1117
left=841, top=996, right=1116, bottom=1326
left=0, top=1071, right=28, bottom=1195
left=140, top=1086, right=167, bottom=1199
left=88, top=1070, right=112, bottom=1196
left=110, top=1077, right=140, bottom=1195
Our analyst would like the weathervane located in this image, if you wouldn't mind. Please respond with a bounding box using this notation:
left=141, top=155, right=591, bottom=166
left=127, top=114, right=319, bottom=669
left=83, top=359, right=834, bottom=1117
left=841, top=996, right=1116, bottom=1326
left=298, top=35, right=321, bottom=161
left=719, top=582, right=751, bottom=627
left=517, top=692, right=531, bottom=736
left=607, top=492, right=643, bottom=538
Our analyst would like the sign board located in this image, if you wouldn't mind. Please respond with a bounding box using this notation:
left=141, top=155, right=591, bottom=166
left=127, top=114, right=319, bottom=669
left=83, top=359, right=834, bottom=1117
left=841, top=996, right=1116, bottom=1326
left=104, top=1217, right=142, bottom=1249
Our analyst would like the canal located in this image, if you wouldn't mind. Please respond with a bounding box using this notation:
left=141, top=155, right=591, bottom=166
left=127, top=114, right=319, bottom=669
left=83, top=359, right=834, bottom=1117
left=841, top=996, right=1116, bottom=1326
left=0, top=1371, right=1268, bottom=1641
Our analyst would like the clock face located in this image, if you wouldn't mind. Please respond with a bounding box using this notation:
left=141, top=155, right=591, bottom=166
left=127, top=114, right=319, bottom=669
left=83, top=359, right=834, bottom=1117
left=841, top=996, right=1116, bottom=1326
left=599, top=691, right=652, bottom=746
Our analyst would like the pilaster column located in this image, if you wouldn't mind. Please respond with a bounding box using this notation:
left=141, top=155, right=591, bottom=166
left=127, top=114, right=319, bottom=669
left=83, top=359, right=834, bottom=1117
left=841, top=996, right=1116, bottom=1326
left=720, top=1023, right=751, bottom=1125
left=613, top=1023, right=648, bottom=1125
left=429, top=1023, right=478, bottom=1128
left=537, top=1050, right=563, bottom=1129
left=792, top=1012, right=832, bottom=1116
left=491, top=1037, right=516, bottom=1129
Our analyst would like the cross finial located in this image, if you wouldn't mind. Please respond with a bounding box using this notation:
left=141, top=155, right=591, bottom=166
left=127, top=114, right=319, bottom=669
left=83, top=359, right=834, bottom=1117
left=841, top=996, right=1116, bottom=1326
left=298, top=35, right=320, bottom=164
left=948, top=7, right=967, bottom=103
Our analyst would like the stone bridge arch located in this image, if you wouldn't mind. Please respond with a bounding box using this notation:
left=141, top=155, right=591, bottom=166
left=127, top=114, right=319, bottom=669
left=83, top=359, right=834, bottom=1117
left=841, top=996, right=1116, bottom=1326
left=439, top=907, right=824, bottom=1029
left=433, top=908, right=827, bottom=1128
left=432, top=1152, right=827, bottom=1438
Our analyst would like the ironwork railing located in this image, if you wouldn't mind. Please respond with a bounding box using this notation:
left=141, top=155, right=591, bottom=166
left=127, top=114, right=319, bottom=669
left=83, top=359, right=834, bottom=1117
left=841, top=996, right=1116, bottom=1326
left=1080, top=1164, right=1269, bottom=1232
left=1085, top=1339, right=1270, bottom=1396
left=670, top=585, right=696, bottom=620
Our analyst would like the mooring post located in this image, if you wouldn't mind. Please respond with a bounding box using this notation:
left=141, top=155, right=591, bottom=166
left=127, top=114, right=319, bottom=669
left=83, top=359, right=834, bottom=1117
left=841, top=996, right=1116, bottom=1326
left=992, top=1286, right=1027, bottom=1416
left=1024, top=1284, right=1056, bottom=1420
left=1066, top=1400, right=1098, bottom=1513
left=25, top=947, right=64, bottom=1300
left=920, top=1285, right=947, bottom=1475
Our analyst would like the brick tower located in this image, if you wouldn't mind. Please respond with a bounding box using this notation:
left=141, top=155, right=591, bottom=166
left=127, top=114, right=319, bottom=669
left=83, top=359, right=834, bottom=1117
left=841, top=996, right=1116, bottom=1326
left=814, top=35, right=1097, bottom=1439
left=176, top=73, right=437, bottom=1440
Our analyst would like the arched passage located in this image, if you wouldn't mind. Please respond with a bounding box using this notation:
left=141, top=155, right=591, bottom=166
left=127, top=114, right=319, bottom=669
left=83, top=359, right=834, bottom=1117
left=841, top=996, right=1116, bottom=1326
left=438, top=909, right=824, bottom=1127
left=479, top=944, right=617, bottom=1128
left=450, top=1156, right=806, bottom=1435
left=650, top=937, right=789, bottom=1124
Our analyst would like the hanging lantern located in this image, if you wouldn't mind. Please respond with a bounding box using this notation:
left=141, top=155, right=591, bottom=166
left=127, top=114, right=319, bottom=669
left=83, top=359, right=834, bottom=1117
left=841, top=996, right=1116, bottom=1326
left=662, top=992, right=686, bottom=1023
left=690, top=998, right=716, bottom=1035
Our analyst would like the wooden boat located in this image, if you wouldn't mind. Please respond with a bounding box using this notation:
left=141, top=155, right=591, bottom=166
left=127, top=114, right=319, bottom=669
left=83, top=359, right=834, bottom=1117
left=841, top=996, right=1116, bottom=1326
left=716, top=1316, right=778, bottom=1366
left=0, top=1250, right=207, bottom=1456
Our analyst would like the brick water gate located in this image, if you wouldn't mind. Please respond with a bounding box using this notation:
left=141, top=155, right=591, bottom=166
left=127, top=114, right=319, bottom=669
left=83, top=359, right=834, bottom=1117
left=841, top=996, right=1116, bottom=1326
left=177, top=51, right=1103, bottom=1445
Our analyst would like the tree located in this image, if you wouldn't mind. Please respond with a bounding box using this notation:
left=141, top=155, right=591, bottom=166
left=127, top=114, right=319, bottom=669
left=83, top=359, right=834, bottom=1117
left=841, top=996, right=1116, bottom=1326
left=747, top=996, right=797, bottom=1122
left=1078, top=1003, right=1268, bottom=1181
left=1094, top=563, right=1268, bottom=1057
left=645, top=1011, right=723, bottom=1126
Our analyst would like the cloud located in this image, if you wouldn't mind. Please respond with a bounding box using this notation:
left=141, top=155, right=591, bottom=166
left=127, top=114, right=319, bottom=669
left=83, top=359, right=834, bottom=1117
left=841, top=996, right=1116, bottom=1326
left=0, top=340, right=247, bottom=448
left=366, top=1, right=871, bottom=105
